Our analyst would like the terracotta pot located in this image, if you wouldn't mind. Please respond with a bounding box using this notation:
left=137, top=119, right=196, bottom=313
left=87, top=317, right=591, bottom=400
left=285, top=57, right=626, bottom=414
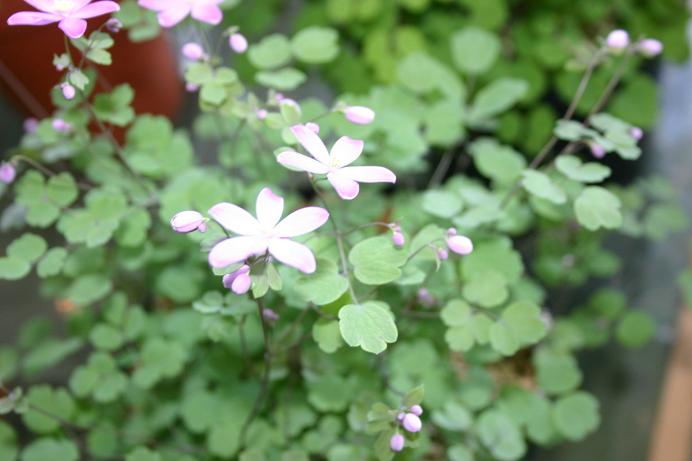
left=0, top=0, right=183, bottom=123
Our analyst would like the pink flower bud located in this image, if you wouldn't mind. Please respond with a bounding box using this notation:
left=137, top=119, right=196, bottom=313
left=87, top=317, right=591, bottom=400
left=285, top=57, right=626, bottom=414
left=256, top=109, right=268, bottom=120
left=197, top=222, right=207, bottom=233
left=182, top=42, right=205, bottom=61
left=402, top=413, right=422, bottom=433
left=410, top=404, right=423, bottom=416
left=170, top=210, right=206, bottom=233
left=437, top=248, right=449, bottom=260
left=447, top=227, right=457, bottom=236
left=447, top=235, right=473, bottom=255
left=0, top=163, right=16, bottom=184
left=590, top=143, right=606, bottom=159
left=23, top=118, right=38, bottom=133
left=105, top=18, right=122, bottom=33
left=606, top=29, right=629, bottom=51
left=262, top=308, right=279, bottom=322
left=630, top=127, right=643, bottom=141
left=52, top=118, right=71, bottom=133
left=185, top=82, right=199, bottom=93
left=397, top=412, right=406, bottom=421
left=417, top=288, right=435, bottom=308
left=342, top=106, right=375, bottom=125
left=392, top=231, right=405, bottom=247
left=222, top=265, right=252, bottom=295
left=305, top=122, right=320, bottom=134
left=229, top=33, right=248, bottom=53
left=390, top=434, right=405, bottom=452
left=61, top=83, right=76, bottom=100
left=638, top=38, right=663, bottom=57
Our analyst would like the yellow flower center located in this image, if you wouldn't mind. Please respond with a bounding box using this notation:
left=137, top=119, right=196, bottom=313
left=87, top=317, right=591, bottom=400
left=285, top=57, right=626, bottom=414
left=54, top=0, right=77, bottom=12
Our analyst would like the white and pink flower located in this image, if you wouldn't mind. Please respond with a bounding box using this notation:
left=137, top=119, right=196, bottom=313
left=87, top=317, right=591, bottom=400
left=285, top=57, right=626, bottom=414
left=138, top=0, right=223, bottom=28
left=207, top=188, right=329, bottom=274
left=277, top=125, right=396, bottom=200
left=7, top=0, right=120, bottom=39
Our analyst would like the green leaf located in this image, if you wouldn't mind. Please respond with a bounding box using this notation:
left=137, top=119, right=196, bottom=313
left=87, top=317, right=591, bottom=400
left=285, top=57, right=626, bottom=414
left=402, top=385, right=425, bottom=407
left=574, top=186, right=622, bottom=231
left=448, top=445, right=473, bottom=461
left=295, top=260, right=349, bottom=305
left=433, top=401, right=472, bottom=431
left=422, top=189, right=463, bottom=218
left=450, top=26, right=501, bottom=75
left=349, top=236, right=407, bottom=285
left=126, top=447, right=162, bottom=461
left=248, top=34, right=291, bottom=69
left=255, top=68, right=306, bottom=90
left=470, top=138, right=526, bottom=185
left=89, top=324, right=124, bottom=351
left=338, top=301, right=398, bottom=354
left=469, top=78, right=528, bottom=121
left=554, top=120, right=592, bottom=141
left=441, top=300, right=476, bottom=351
left=16, top=172, right=78, bottom=227
left=552, top=392, right=600, bottom=441
left=312, top=319, right=343, bottom=353
left=477, top=410, right=526, bottom=460
left=555, top=156, right=611, bottom=183
left=521, top=170, right=567, bottom=204
left=67, top=274, right=113, bottom=306
left=22, top=386, right=75, bottom=434
left=291, top=27, right=339, bottom=64
left=36, top=248, right=68, bottom=278
left=93, top=84, right=135, bottom=126
left=132, top=339, right=187, bottom=389
left=0, top=257, right=31, bottom=280
left=397, top=52, right=465, bottom=100
left=69, top=353, right=128, bottom=403
left=7, top=234, right=47, bottom=263
left=462, top=270, right=508, bottom=308
left=22, top=438, right=78, bottom=461
left=535, top=349, right=582, bottom=395
left=616, top=311, right=655, bottom=348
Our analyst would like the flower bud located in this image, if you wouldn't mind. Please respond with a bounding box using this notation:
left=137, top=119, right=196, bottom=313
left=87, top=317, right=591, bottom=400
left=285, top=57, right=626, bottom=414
left=410, top=404, right=423, bottom=416
left=0, top=163, right=16, bottom=184
left=436, top=248, right=449, bottom=260
left=447, top=227, right=457, bottom=236
left=52, top=118, right=72, bottom=133
left=630, top=127, right=643, bottom=141
left=402, top=413, right=422, bottom=433
left=185, top=82, right=199, bottom=93
left=392, top=231, right=405, bottom=248
left=638, top=38, right=663, bottom=58
left=390, top=433, right=405, bottom=452
left=342, top=106, right=375, bottom=125
left=170, top=210, right=206, bottom=233
left=590, top=142, right=606, bottom=159
left=447, top=235, right=473, bottom=255
left=305, top=122, right=320, bottom=134
left=229, top=33, right=248, bottom=53
left=262, top=308, right=279, bottom=322
left=222, top=265, right=252, bottom=295
left=256, top=109, right=268, bottom=120
left=182, top=42, right=205, bottom=61
left=23, top=118, right=38, bottom=133
left=397, top=412, right=406, bottom=421
left=417, top=288, right=435, bottom=308
left=61, top=83, right=76, bottom=100
left=105, top=18, right=122, bottom=33
left=606, top=29, right=629, bottom=52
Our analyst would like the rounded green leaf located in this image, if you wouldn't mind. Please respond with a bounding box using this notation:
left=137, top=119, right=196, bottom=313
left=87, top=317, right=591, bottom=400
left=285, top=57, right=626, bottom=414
left=450, top=27, right=501, bottom=75
left=248, top=34, right=291, bottom=69
left=556, top=156, right=611, bottom=183
left=552, top=392, right=600, bottom=441
left=338, top=301, right=398, bottom=354
left=574, top=186, right=623, bottom=231
left=291, top=27, right=339, bottom=64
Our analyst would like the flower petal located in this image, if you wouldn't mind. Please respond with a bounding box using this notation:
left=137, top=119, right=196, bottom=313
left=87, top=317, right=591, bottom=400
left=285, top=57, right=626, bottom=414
left=208, top=202, right=261, bottom=235
left=330, top=136, right=363, bottom=167
left=138, top=0, right=167, bottom=10
left=277, top=151, right=329, bottom=174
left=268, top=238, right=317, bottom=273
left=274, top=207, right=329, bottom=238
left=208, top=236, right=267, bottom=268
left=191, top=3, right=222, bottom=25
left=7, top=11, right=60, bottom=26
left=58, top=17, right=87, bottom=38
left=327, top=171, right=360, bottom=200
left=255, top=188, right=284, bottom=229
left=73, top=1, right=120, bottom=19
left=290, top=125, right=330, bottom=164
left=22, top=0, right=59, bottom=12
left=340, top=166, right=396, bottom=183
left=157, top=5, right=190, bottom=27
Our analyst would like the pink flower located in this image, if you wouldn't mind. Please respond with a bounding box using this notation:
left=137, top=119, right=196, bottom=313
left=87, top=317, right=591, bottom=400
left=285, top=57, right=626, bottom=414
left=392, top=231, right=405, bottom=247
left=105, top=17, right=121, bottom=32
left=207, top=188, right=329, bottom=273
left=590, top=142, right=606, bottom=159
left=630, top=127, right=643, bottom=141
left=606, top=29, right=629, bottom=51
left=24, top=118, right=38, bottom=133
left=417, top=288, right=435, bottom=307
left=52, top=118, right=72, bottom=133
left=185, top=82, right=199, bottom=92
left=182, top=42, right=205, bottom=61
left=7, top=0, right=120, bottom=39
left=446, top=228, right=473, bottom=255
left=638, top=38, right=663, bottom=57
left=0, top=163, right=16, bottom=184
left=342, top=106, right=375, bottom=125
left=305, top=122, right=320, bottom=134
left=401, top=413, right=422, bottom=433
left=138, top=0, right=223, bottom=28
left=436, top=248, right=449, bottom=260
left=278, top=125, right=396, bottom=200
left=222, top=265, right=251, bottom=294
left=262, top=308, right=279, bottom=322
left=229, top=32, right=248, bottom=53
left=390, top=434, right=405, bottom=452
left=170, top=210, right=206, bottom=233
left=256, top=109, right=268, bottom=120
left=61, top=83, right=76, bottom=100
left=410, top=404, right=423, bottom=416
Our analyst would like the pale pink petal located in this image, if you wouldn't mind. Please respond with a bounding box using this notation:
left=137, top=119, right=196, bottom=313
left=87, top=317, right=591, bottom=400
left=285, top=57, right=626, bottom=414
left=330, top=136, right=364, bottom=167
left=277, top=151, right=329, bottom=174
left=208, top=236, right=268, bottom=268
left=7, top=11, right=61, bottom=26
left=58, top=17, right=87, bottom=38
left=268, top=239, right=317, bottom=273
left=255, top=188, right=284, bottom=229
left=138, top=0, right=168, bottom=11
left=22, top=0, right=58, bottom=12
left=208, top=202, right=261, bottom=235
left=340, top=166, right=396, bottom=183
left=274, top=207, right=329, bottom=238
left=327, top=171, right=360, bottom=200
left=157, top=5, right=190, bottom=27
left=191, top=3, right=222, bottom=25
left=231, top=272, right=252, bottom=294
left=73, top=1, right=120, bottom=19
left=290, top=125, right=330, bottom=164
left=343, top=106, right=375, bottom=125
